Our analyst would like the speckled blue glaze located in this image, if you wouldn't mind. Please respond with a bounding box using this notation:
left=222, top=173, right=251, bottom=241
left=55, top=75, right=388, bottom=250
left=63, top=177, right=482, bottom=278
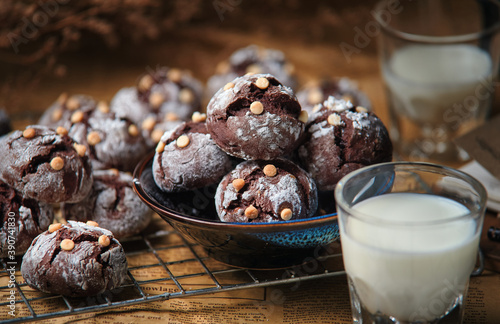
left=250, top=216, right=339, bottom=248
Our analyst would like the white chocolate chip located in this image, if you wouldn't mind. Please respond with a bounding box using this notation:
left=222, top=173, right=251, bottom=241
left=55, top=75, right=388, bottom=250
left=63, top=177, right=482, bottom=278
left=250, top=101, right=264, bottom=115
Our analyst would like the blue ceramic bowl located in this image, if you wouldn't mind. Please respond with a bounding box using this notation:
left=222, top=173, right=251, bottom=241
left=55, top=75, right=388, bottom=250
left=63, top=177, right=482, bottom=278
left=133, top=154, right=340, bottom=269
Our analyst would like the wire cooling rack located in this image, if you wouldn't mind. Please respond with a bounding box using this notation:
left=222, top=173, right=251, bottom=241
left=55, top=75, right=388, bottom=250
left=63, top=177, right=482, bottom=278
left=0, top=217, right=345, bottom=323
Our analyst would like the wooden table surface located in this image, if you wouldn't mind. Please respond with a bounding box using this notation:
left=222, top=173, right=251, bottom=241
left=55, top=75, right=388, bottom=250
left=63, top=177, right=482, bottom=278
left=1, top=1, right=500, bottom=323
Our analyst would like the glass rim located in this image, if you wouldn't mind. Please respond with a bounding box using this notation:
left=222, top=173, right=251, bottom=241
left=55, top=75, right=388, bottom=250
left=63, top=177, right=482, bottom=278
left=334, top=161, right=488, bottom=227
left=374, top=0, right=500, bottom=44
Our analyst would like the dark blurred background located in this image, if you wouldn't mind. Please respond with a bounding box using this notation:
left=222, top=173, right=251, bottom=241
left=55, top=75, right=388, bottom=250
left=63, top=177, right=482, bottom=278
left=0, top=0, right=397, bottom=127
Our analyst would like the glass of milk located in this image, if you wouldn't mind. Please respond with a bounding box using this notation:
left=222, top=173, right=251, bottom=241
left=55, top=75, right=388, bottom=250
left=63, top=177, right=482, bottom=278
left=335, top=162, right=486, bottom=323
left=373, top=0, right=500, bottom=165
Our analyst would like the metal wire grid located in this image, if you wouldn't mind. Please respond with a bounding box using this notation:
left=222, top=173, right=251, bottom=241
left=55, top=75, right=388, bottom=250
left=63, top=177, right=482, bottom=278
left=0, top=221, right=345, bottom=323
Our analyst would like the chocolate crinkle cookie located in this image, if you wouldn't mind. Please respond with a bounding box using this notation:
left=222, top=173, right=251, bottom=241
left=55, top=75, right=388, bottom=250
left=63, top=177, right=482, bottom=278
left=0, top=108, right=11, bottom=137
left=110, top=66, right=203, bottom=126
left=0, top=125, right=93, bottom=204
left=296, top=77, right=372, bottom=114
left=62, top=169, right=153, bottom=239
left=38, top=93, right=108, bottom=129
left=0, top=181, right=54, bottom=258
left=206, top=73, right=307, bottom=160
left=66, top=111, right=148, bottom=173
left=153, top=119, right=233, bottom=192
left=206, top=45, right=296, bottom=97
left=298, top=97, right=393, bottom=191
left=21, top=220, right=128, bottom=297
left=215, top=159, right=318, bottom=223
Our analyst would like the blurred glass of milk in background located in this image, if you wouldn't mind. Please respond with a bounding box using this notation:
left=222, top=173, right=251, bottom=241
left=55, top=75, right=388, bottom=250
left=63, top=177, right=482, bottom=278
left=374, top=0, right=500, bottom=166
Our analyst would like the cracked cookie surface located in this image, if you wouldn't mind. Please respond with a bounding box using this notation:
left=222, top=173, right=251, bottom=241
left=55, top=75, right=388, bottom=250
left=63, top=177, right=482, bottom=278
left=152, top=121, right=233, bottom=192
left=21, top=220, right=128, bottom=297
left=0, top=125, right=93, bottom=203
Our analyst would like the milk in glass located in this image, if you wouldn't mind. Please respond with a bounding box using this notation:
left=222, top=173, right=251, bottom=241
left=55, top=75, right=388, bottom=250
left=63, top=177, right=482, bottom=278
left=383, top=44, right=493, bottom=161
left=341, top=193, right=480, bottom=322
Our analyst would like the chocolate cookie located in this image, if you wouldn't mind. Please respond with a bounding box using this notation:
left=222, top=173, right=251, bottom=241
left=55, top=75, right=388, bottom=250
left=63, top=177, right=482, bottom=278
left=0, top=108, right=11, bottom=137
left=67, top=111, right=149, bottom=172
left=215, top=159, right=318, bottom=223
left=21, top=220, right=128, bottom=297
left=62, top=169, right=153, bottom=239
left=297, top=97, right=392, bottom=191
left=0, top=125, right=93, bottom=204
left=206, top=45, right=296, bottom=97
left=110, top=67, right=203, bottom=125
left=0, top=181, right=54, bottom=258
left=206, top=73, right=306, bottom=160
left=38, top=94, right=106, bottom=130
left=152, top=120, right=233, bottom=192
left=296, top=78, right=372, bottom=114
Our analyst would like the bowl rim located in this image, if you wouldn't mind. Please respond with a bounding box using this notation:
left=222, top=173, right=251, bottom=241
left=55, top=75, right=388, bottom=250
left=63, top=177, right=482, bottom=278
left=133, top=153, right=338, bottom=231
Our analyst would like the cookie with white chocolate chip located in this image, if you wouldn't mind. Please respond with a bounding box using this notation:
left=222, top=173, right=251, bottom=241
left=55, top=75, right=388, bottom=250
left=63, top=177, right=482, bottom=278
left=67, top=111, right=149, bottom=172
left=62, top=169, right=153, bottom=239
left=38, top=93, right=109, bottom=130
left=0, top=125, right=93, bottom=204
left=21, top=220, right=128, bottom=297
left=152, top=120, right=233, bottom=192
left=206, top=45, right=297, bottom=98
left=0, top=180, right=54, bottom=258
left=206, top=73, right=306, bottom=160
left=296, top=77, right=372, bottom=115
left=297, top=96, right=392, bottom=191
left=110, top=66, right=203, bottom=127
left=215, top=159, right=318, bottom=223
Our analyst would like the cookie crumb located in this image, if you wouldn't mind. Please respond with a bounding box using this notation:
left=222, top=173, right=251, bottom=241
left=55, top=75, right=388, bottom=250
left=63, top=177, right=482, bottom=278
left=87, top=131, right=101, bottom=146
left=60, top=239, right=75, bottom=251
left=50, top=157, right=65, bottom=171
left=98, top=235, right=111, bottom=247
left=250, top=101, right=264, bottom=115
left=73, top=143, right=87, bottom=157
left=263, top=164, right=277, bottom=177
left=255, top=77, right=269, bottom=89
left=232, top=178, right=245, bottom=192
left=223, top=82, right=235, bottom=91
left=280, top=208, right=293, bottom=221
left=245, top=205, right=259, bottom=219
left=23, top=128, right=36, bottom=139
left=48, top=223, right=62, bottom=233
left=176, top=135, right=190, bottom=148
